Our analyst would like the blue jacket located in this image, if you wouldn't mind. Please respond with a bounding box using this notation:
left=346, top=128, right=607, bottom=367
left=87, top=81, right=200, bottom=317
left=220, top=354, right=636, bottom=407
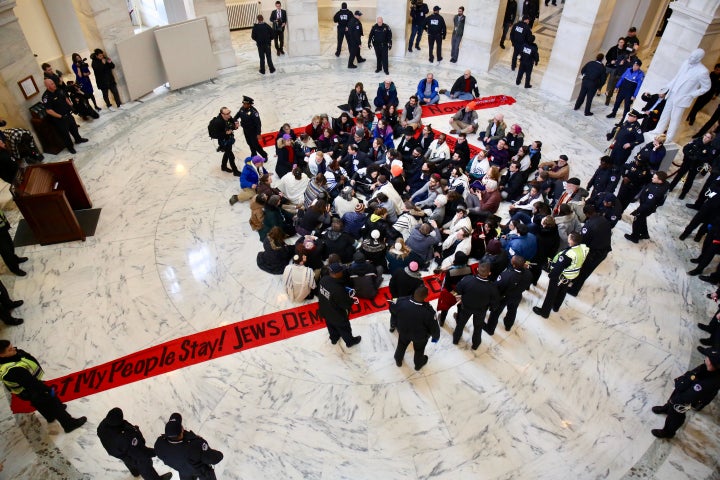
left=503, top=232, right=538, bottom=260
left=615, top=67, right=645, bottom=98
left=240, top=158, right=267, bottom=189
left=416, top=78, right=439, bottom=100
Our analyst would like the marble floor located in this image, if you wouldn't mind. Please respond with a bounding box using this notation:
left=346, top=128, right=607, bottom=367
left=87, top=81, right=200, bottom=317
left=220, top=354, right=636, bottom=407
left=0, top=14, right=719, bottom=480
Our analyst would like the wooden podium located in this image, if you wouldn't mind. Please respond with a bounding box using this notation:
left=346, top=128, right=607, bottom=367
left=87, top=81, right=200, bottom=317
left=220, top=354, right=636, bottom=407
left=14, top=160, right=91, bottom=245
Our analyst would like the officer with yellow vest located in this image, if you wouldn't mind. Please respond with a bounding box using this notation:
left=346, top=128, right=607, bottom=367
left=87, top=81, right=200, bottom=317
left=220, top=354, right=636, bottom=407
left=533, top=232, right=588, bottom=318
left=0, top=340, right=86, bottom=433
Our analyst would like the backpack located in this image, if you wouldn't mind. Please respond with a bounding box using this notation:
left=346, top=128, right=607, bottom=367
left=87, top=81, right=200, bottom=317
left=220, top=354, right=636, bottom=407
left=208, top=117, right=219, bottom=139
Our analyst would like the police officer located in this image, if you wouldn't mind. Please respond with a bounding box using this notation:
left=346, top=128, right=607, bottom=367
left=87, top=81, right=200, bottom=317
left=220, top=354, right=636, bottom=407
left=154, top=412, right=224, bottom=480
left=516, top=34, right=539, bottom=88
left=0, top=340, right=86, bottom=433
left=608, top=109, right=644, bottom=168
left=425, top=5, right=446, bottom=63
left=318, top=263, right=362, bottom=347
left=0, top=280, right=23, bottom=326
left=42, top=78, right=88, bottom=154
left=333, top=2, right=352, bottom=57
left=233, top=96, right=267, bottom=160
left=625, top=171, right=669, bottom=243
left=510, top=15, right=532, bottom=71
left=486, top=255, right=532, bottom=333
left=208, top=107, right=239, bottom=175
left=616, top=156, right=652, bottom=212
left=651, top=348, right=720, bottom=438
left=499, top=0, right=517, bottom=49
left=574, top=53, right=607, bottom=116
left=0, top=209, right=28, bottom=276
left=586, top=156, right=619, bottom=200
left=592, top=192, right=622, bottom=228
left=408, top=0, right=429, bottom=51
left=346, top=11, right=366, bottom=69
left=669, top=132, right=717, bottom=199
left=368, top=17, right=392, bottom=75
left=250, top=14, right=275, bottom=75
left=391, top=285, right=440, bottom=371
left=453, top=263, right=500, bottom=349
left=533, top=232, right=588, bottom=318
left=566, top=204, right=612, bottom=296
left=97, top=407, right=173, bottom=480
left=607, top=59, right=645, bottom=119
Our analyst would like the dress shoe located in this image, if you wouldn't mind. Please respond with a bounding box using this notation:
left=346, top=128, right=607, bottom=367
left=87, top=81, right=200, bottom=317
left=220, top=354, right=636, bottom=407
left=429, top=57, right=434, bottom=63
left=395, top=358, right=402, bottom=367
left=525, top=85, right=532, bottom=89
left=389, top=326, right=396, bottom=333
left=415, top=45, right=421, bottom=51
left=651, top=429, right=673, bottom=439
left=384, top=70, right=389, bottom=75
left=699, top=337, right=714, bottom=346
left=375, top=69, right=381, bottom=73
left=437, top=57, right=443, bottom=62
left=637, top=234, right=650, bottom=240
left=233, top=171, right=241, bottom=177
left=414, top=355, right=428, bottom=370
left=63, top=416, right=87, bottom=433
left=694, top=234, right=704, bottom=242
left=330, top=337, right=339, bottom=345
left=68, top=147, right=77, bottom=154
left=686, top=203, right=700, bottom=210
left=698, top=345, right=711, bottom=355
left=3, top=317, right=23, bottom=326
left=346, top=336, right=362, bottom=347
left=408, top=47, right=412, bottom=52
left=76, top=138, right=89, bottom=143
left=652, top=405, right=668, bottom=414
left=269, top=68, right=276, bottom=73
left=499, top=44, right=506, bottom=49
left=585, top=112, right=594, bottom=116
left=690, top=257, right=700, bottom=263
left=624, top=233, right=639, bottom=243
left=259, top=70, right=265, bottom=75
left=533, top=306, right=549, bottom=318
left=698, top=323, right=712, bottom=333
left=9, top=300, right=23, bottom=309
left=606, top=113, right=616, bottom=118
left=688, top=269, right=702, bottom=276
left=17, top=257, right=28, bottom=263
left=348, top=64, right=357, bottom=69
left=221, top=167, right=233, bottom=174
left=699, top=275, right=719, bottom=283
left=12, top=269, right=26, bottom=277
left=604, top=97, right=611, bottom=106
left=95, top=106, right=102, bottom=111
left=471, top=343, right=481, bottom=350
left=159, top=473, right=173, bottom=480
left=358, top=58, right=366, bottom=63
left=678, top=194, right=686, bottom=200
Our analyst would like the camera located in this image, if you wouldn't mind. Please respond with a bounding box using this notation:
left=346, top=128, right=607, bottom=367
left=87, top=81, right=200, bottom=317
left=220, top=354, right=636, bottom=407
left=411, top=0, right=417, bottom=4
left=0, top=120, right=6, bottom=127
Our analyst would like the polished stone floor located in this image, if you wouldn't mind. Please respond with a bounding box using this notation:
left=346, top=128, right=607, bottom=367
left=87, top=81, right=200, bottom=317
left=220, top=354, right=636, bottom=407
left=0, top=9, right=718, bottom=480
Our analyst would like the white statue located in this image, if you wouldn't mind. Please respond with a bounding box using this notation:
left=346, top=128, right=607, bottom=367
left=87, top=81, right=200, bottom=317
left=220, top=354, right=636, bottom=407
left=651, top=48, right=711, bottom=142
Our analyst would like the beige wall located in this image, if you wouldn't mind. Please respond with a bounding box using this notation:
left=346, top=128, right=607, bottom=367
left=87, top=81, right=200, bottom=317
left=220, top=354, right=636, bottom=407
left=14, top=0, right=64, bottom=69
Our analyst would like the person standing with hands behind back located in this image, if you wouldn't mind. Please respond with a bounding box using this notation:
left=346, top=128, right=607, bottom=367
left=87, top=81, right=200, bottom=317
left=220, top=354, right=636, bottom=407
left=269, top=1, right=287, bottom=56
left=251, top=15, right=276, bottom=75
left=391, top=285, right=440, bottom=371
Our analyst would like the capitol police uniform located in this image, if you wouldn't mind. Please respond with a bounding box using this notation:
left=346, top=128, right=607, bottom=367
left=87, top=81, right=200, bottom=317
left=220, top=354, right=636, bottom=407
left=154, top=413, right=224, bottom=480
left=346, top=12, right=366, bottom=68
left=233, top=96, right=267, bottom=160
left=333, top=5, right=352, bottom=56
left=567, top=213, right=612, bottom=296
left=627, top=177, right=669, bottom=241
left=593, top=192, right=622, bottom=228
left=368, top=21, right=392, bottom=74
left=533, top=240, right=588, bottom=318
left=42, top=86, right=86, bottom=153
left=509, top=18, right=532, bottom=71
left=516, top=36, right=539, bottom=88
left=486, top=263, right=533, bottom=333
left=608, top=113, right=645, bottom=168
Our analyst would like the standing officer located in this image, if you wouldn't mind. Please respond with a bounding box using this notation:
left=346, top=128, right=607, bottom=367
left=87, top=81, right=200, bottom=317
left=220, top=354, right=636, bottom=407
left=566, top=204, right=612, bottom=296
left=616, top=157, right=652, bottom=212
left=607, top=59, right=645, bottom=120
left=208, top=107, right=240, bottom=175
left=408, top=0, right=430, bottom=52
left=651, top=348, right=720, bottom=438
left=97, top=407, right=173, bottom=480
left=368, top=17, right=392, bottom=75
left=318, top=263, right=362, bottom=347
left=669, top=132, right=717, bottom=199
left=592, top=192, right=623, bottom=228
left=233, top=96, right=267, bottom=160
left=574, top=54, right=607, bottom=116
left=522, top=0, right=540, bottom=28
left=625, top=171, right=669, bottom=243
left=425, top=5, right=446, bottom=63
left=510, top=15, right=532, bottom=71
left=533, top=232, right=588, bottom=318
left=346, top=11, right=366, bottom=69
left=333, top=2, right=352, bottom=57
left=0, top=209, right=28, bottom=276
left=42, top=78, right=88, bottom=154
left=269, top=1, right=287, bottom=56
left=0, top=280, right=23, bottom=326
left=155, top=413, right=224, bottom=480
left=486, top=255, right=532, bottom=333
left=0, top=340, right=87, bottom=433
left=499, top=0, right=517, bottom=49
left=608, top=109, right=644, bottom=168
left=452, top=263, right=500, bottom=350
left=251, top=15, right=276, bottom=75
left=391, top=285, right=440, bottom=371
left=516, top=34, right=539, bottom=88
left=449, top=6, right=465, bottom=63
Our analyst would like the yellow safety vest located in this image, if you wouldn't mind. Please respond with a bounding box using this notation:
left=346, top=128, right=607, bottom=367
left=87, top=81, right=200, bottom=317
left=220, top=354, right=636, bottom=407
left=561, top=244, right=589, bottom=280
left=0, top=357, right=44, bottom=395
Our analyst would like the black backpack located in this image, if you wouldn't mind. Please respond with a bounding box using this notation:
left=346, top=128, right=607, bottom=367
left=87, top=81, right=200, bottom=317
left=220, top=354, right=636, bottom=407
left=208, top=117, right=219, bottom=139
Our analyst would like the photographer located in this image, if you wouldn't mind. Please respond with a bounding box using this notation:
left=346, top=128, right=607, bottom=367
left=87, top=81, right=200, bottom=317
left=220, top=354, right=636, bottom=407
left=41, top=63, right=64, bottom=90
left=209, top=107, right=240, bottom=175
left=669, top=132, right=717, bottom=199
left=90, top=48, right=122, bottom=110
left=71, top=53, right=101, bottom=111
left=65, top=81, right=99, bottom=120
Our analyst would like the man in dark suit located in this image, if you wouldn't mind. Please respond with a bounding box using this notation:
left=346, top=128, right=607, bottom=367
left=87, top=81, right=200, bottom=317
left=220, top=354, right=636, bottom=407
left=269, top=1, right=287, bottom=55
left=574, top=53, right=606, bottom=116
left=639, top=89, right=667, bottom=132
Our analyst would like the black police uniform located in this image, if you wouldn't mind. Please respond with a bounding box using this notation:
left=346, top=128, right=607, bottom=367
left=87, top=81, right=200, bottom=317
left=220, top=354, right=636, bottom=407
left=509, top=20, right=531, bottom=70
left=317, top=274, right=359, bottom=346
left=333, top=7, right=352, bottom=56
left=669, top=137, right=717, bottom=198
left=566, top=215, right=612, bottom=296
left=391, top=296, right=440, bottom=370
left=574, top=59, right=607, bottom=115
left=453, top=274, right=500, bottom=349
left=209, top=114, right=239, bottom=174
left=97, top=408, right=171, bottom=480
left=652, top=360, right=720, bottom=437
left=500, top=0, right=517, bottom=48
left=233, top=104, right=267, bottom=159
left=522, top=0, right=540, bottom=28
left=155, top=430, right=223, bottom=480
left=409, top=2, right=430, bottom=50
left=616, top=159, right=651, bottom=212
left=346, top=15, right=365, bottom=68
left=679, top=186, right=720, bottom=241
left=629, top=180, right=668, bottom=240
left=424, top=11, right=446, bottom=63
left=368, top=22, right=392, bottom=74
left=592, top=192, right=622, bottom=228
left=42, top=87, right=84, bottom=152
left=586, top=164, right=620, bottom=199
left=0, top=210, right=27, bottom=276
left=609, top=120, right=644, bottom=167
left=516, top=39, right=539, bottom=88
left=251, top=20, right=275, bottom=74
left=486, top=265, right=532, bottom=332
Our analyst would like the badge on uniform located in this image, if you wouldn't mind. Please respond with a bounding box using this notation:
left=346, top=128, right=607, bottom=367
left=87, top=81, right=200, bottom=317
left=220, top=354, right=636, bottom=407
left=694, top=384, right=702, bottom=392
left=648, top=194, right=654, bottom=199
left=202, top=442, right=209, bottom=451
left=581, top=227, right=587, bottom=234
left=131, top=437, right=138, bottom=446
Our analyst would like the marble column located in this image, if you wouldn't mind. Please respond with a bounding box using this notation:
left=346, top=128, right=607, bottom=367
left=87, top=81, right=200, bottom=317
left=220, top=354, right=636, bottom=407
left=71, top=0, right=135, bottom=102
left=376, top=1, right=406, bottom=59
left=540, top=0, right=617, bottom=101
left=191, top=0, right=237, bottom=70
left=287, top=0, right=320, bottom=56
left=456, top=1, right=503, bottom=72
left=0, top=0, right=43, bottom=130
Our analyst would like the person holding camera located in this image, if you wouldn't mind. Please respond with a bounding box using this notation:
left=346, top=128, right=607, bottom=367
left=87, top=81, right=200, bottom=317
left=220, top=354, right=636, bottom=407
left=208, top=107, right=240, bottom=175
left=408, top=0, right=430, bottom=52
left=91, top=48, right=122, bottom=110
left=71, top=53, right=101, bottom=111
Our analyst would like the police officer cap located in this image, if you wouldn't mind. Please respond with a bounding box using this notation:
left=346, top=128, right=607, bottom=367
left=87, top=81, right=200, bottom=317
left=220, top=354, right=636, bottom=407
left=633, top=59, right=642, bottom=66
left=628, top=109, right=643, bottom=118
left=354, top=10, right=363, bottom=16
left=105, top=407, right=124, bottom=427
left=242, top=95, right=254, bottom=104
left=433, top=5, right=441, bottom=11
left=603, top=193, right=616, bottom=203
left=567, top=177, right=581, bottom=186
left=328, top=263, right=344, bottom=273
left=165, top=412, right=183, bottom=437
left=704, top=348, right=720, bottom=368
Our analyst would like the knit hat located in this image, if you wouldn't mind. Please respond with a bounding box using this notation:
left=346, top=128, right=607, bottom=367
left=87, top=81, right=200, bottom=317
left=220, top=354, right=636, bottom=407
left=165, top=412, right=183, bottom=437
left=435, top=194, right=447, bottom=207
left=105, top=407, right=124, bottom=427
left=355, top=203, right=365, bottom=212
left=486, top=239, right=502, bottom=255
left=251, top=155, right=265, bottom=164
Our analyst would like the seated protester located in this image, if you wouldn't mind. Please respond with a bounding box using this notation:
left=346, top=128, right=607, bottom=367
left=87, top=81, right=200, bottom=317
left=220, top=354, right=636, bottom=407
left=467, top=179, right=501, bottom=222
left=416, top=72, right=440, bottom=105
left=324, top=159, right=348, bottom=198
left=308, top=150, right=328, bottom=177
left=418, top=124, right=435, bottom=154
left=434, top=251, right=473, bottom=326
left=442, top=189, right=463, bottom=224
left=586, top=156, right=619, bottom=200
left=427, top=193, right=448, bottom=224
left=527, top=201, right=551, bottom=234
left=382, top=105, right=401, bottom=135
left=467, top=150, right=490, bottom=182
left=348, top=251, right=383, bottom=298
left=342, top=201, right=368, bottom=239
left=275, top=123, right=297, bottom=152
left=283, top=254, right=317, bottom=302
left=512, top=146, right=532, bottom=179
left=369, top=137, right=388, bottom=166
left=553, top=202, right=582, bottom=249
left=0, top=139, right=19, bottom=185
left=389, top=153, right=407, bottom=193
left=592, top=192, right=622, bottom=228
left=317, top=127, right=339, bottom=153
left=550, top=177, right=587, bottom=214
left=635, top=134, right=667, bottom=171
left=481, top=238, right=509, bottom=279
left=276, top=134, right=303, bottom=178
left=257, top=226, right=293, bottom=275
left=373, top=118, right=395, bottom=148
left=350, top=165, right=378, bottom=196
left=449, top=106, right=479, bottom=135
left=386, top=237, right=412, bottom=273
left=393, top=206, right=426, bottom=240
left=305, top=115, right=326, bottom=140
left=501, top=221, right=537, bottom=262
left=538, top=154, right=570, bottom=184
left=442, top=204, right=472, bottom=238
left=448, top=166, right=469, bottom=195
left=396, top=125, right=420, bottom=163
left=406, top=220, right=441, bottom=268
left=238, top=156, right=269, bottom=202
left=348, top=81, right=371, bottom=116
left=424, top=133, right=451, bottom=167
left=500, top=161, right=526, bottom=201
left=528, top=140, right=542, bottom=172
left=480, top=113, right=506, bottom=145
left=375, top=174, right=405, bottom=217
left=470, top=217, right=500, bottom=258
left=247, top=193, right=267, bottom=232
left=255, top=173, right=280, bottom=198
left=359, top=229, right=389, bottom=272
left=487, top=138, right=511, bottom=170
left=446, top=70, right=480, bottom=100
left=297, top=198, right=331, bottom=237
left=341, top=143, right=371, bottom=177
left=321, top=218, right=356, bottom=263
left=333, top=112, right=355, bottom=145
left=296, top=133, right=317, bottom=166
left=275, top=167, right=310, bottom=207
left=387, top=259, right=425, bottom=331
left=411, top=173, right=442, bottom=207
left=373, top=78, right=399, bottom=111
left=452, top=133, right=471, bottom=165
left=295, top=235, right=325, bottom=272
left=400, top=96, right=423, bottom=131
left=357, top=109, right=377, bottom=133
left=528, top=215, right=560, bottom=285
left=259, top=195, right=294, bottom=241
left=363, top=206, right=400, bottom=242
left=303, top=173, right=329, bottom=209
left=508, top=184, right=545, bottom=224
left=373, top=192, right=399, bottom=223
left=334, top=186, right=360, bottom=217
left=483, top=165, right=501, bottom=188
left=505, top=124, right=524, bottom=157
left=440, top=227, right=472, bottom=269
left=351, top=127, right=371, bottom=153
